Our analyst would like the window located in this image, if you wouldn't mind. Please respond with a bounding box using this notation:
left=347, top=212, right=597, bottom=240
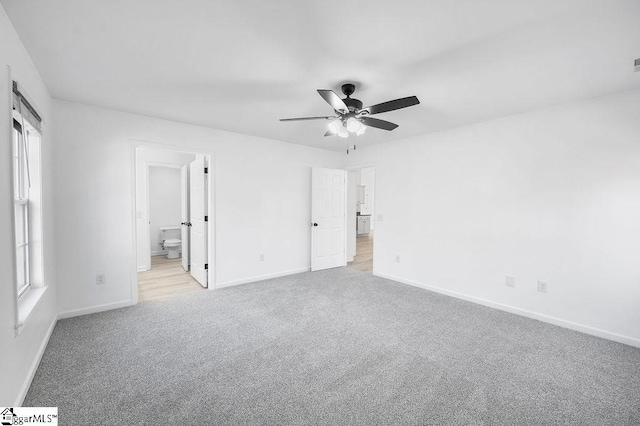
left=11, top=81, right=43, bottom=308
left=13, top=118, right=32, bottom=297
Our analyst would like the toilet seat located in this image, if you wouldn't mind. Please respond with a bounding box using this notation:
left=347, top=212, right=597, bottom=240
left=164, top=239, right=181, bottom=246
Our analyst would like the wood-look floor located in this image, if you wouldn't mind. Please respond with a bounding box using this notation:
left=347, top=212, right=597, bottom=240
left=140, top=233, right=372, bottom=301
left=347, top=231, right=374, bottom=274
left=138, top=255, right=205, bottom=302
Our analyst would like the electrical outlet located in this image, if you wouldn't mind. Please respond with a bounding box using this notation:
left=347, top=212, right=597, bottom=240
left=260, top=253, right=264, bottom=262
left=96, top=274, right=105, bottom=285
left=506, top=275, right=515, bottom=287
left=538, top=280, right=548, bottom=293
left=395, top=255, right=400, bottom=263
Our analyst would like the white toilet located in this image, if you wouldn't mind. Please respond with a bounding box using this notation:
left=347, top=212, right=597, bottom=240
left=159, top=227, right=181, bottom=259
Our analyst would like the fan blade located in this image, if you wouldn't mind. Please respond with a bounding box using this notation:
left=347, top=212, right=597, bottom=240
left=279, top=116, right=337, bottom=122
left=324, top=129, right=336, bottom=137
left=360, top=117, right=398, bottom=131
left=362, top=96, right=420, bottom=115
left=317, top=90, right=349, bottom=114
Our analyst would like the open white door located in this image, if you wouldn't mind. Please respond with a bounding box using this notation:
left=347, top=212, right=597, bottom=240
left=189, top=155, right=208, bottom=287
left=311, top=167, right=347, bottom=271
left=180, top=165, right=190, bottom=272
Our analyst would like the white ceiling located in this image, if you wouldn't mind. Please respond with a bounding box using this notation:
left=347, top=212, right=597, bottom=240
left=2, top=0, right=640, bottom=151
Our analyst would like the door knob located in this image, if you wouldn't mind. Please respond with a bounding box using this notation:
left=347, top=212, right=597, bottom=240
left=313, top=223, right=318, bottom=227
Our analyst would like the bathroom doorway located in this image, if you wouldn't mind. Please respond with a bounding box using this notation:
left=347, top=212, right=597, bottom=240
left=134, top=145, right=213, bottom=302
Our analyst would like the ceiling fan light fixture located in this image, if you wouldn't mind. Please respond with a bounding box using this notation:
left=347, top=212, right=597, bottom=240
left=279, top=83, right=419, bottom=141
left=328, top=119, right=341, bottom=134
left=346, top=117, right=360, bottom=133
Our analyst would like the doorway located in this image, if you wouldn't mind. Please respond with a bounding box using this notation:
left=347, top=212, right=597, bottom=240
left=133, top=145, right=213, bottom=302
left=308, top=166, right=375, bottom=274
left=347, top=167, right=374, bottom=274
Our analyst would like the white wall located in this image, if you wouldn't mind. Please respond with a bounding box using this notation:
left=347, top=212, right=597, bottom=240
left=345, top=88, right=640, bottom=346
left=53, top=100, right=341, bottom=314
left=149, top=166, right=182, bottom=255
left=0, top=5, right=57, bottom=406
left=135, top=148, right=195, bottom=269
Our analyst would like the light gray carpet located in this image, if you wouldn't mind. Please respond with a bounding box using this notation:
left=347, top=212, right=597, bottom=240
left=25, top=268, right=640, bottom=425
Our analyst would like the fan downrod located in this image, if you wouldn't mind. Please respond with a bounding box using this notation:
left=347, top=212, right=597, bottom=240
left=341, top=83, right=362, bottom=110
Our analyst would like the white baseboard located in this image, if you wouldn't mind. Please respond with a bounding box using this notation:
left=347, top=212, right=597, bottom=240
left=216, top=267, right=310, bottom=289
left=375, top=272, right=640, bottom=349
left=137, top=265, right=149, bottom=272
left=14, top=313, right=57, bottom=407
left=57, top=300, right=134, bottom=320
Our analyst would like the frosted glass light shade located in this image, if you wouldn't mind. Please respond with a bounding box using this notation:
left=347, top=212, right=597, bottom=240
left=328, top=119, right=341, bottom=134
left=346, top=117, right=360, bottom=133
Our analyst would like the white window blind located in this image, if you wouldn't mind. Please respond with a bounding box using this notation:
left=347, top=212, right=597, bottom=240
left=12, top=81, right=42, bottom=133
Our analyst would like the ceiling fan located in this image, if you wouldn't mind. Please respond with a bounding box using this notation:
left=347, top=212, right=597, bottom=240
left=279, top=83, right=420, bottom=138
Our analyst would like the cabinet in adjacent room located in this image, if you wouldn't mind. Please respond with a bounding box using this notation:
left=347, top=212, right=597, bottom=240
left=357, top=215, right=370, bottom=235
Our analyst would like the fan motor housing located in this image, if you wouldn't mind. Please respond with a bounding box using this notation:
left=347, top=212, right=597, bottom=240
left=341, top=83, right=362, bottom=111
left=343, top=97, right=363, bottom=111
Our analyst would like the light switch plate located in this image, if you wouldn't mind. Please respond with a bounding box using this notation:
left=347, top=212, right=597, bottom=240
left=538, top=281, right=548, bottom=293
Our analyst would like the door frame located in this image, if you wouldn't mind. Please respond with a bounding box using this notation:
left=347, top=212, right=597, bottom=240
left=130, top=140, right=216, bottom=305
